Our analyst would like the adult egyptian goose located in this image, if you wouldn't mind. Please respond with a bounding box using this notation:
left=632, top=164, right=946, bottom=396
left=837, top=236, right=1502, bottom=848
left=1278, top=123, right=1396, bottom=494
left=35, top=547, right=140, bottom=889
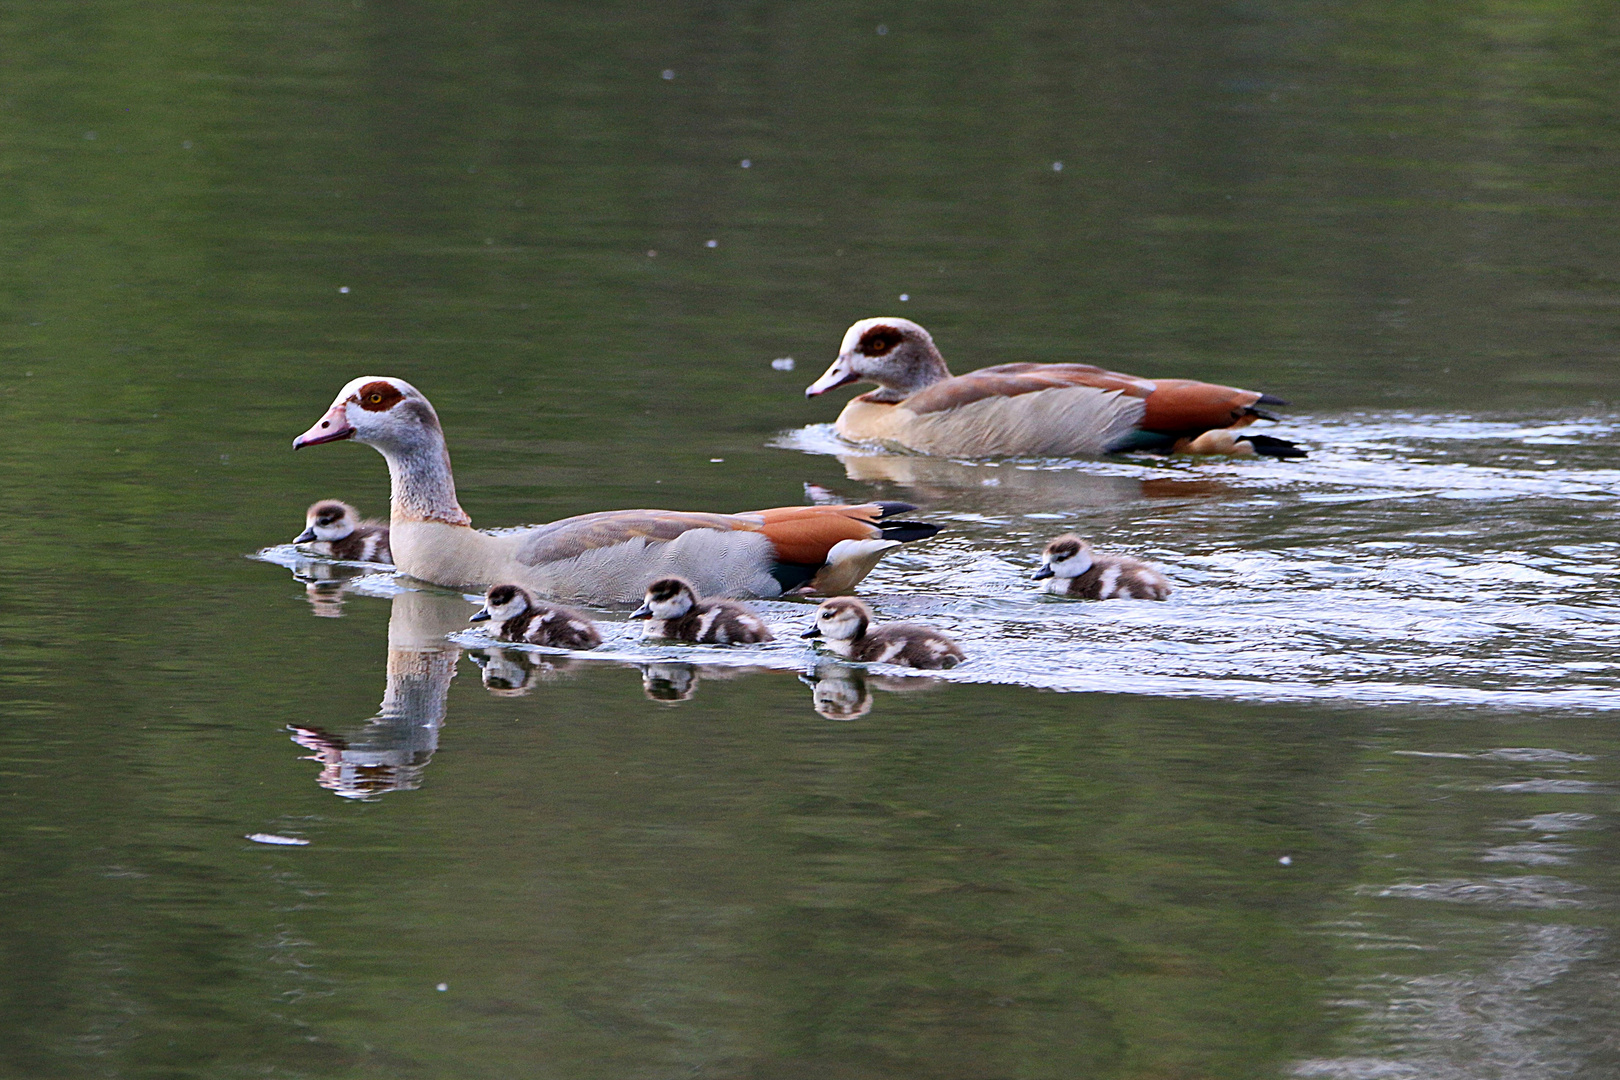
left=471, top=584, right=603, bottom=650
left=294, top=500, right=393, bottom=563
left=802, top=597, right=965, bottom=669
left=630, top=577, right=774, bottom=644
left=805, top=317, right=1305, bottom=458
left=293, top=377, right=940, bottom=603
left=1033, top=534, right=1173, bottom=600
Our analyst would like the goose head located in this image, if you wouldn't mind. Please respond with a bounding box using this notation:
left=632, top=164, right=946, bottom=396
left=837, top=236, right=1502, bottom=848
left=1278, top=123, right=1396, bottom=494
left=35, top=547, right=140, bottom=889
left=293, top=377, right=446, bottom=455
left=631, top=578, right=697, bottom=621
left=805, top=318, right=951, bottom=402
left=472, top=583, right=533, bottom=624
left=1034, top=533, right=1094, bottom=580
left=295, top=500, right=359, bottom=544
left=803, top=596, right=872, bottom=641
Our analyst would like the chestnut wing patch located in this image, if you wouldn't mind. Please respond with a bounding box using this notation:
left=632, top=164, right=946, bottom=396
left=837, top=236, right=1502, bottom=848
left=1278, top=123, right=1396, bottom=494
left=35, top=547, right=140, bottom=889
left=1139, top=378, right=1265, bottom=435
left=903, top=364, right=1155, bottom=415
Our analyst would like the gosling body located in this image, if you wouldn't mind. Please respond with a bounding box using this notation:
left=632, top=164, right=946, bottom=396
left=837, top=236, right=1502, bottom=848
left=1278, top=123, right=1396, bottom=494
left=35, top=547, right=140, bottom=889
left=295, top=500, right=392, bottom=563
left=1034, top=534, right=1172, bottom=600
left=471, top=584, right=602, bottom=650
left=631, top=578, right=774, bottom=644
left=803, top=597, right=964, bottom=669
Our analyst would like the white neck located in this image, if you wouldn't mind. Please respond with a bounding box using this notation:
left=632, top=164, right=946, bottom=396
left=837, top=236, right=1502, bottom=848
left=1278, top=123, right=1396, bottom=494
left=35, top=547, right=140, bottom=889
left=375, top=433, right=471, bottom=527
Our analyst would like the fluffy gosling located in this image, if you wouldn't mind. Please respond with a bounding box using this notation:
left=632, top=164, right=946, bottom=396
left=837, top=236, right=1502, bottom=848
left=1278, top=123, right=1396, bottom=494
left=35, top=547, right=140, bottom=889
left=630, top=578, right=774, bottom=644
left=802, top=597, right=964, bottom=669
left=471, top=584, right=602, bottom=650
left=1034, top=534, right=1172, bottom=600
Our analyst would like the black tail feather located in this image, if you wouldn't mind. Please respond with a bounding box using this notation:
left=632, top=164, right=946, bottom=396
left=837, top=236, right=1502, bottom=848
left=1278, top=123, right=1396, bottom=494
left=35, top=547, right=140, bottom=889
left=1246, top=407, right=1282, bottom=423
left=878, top=520, right=943, bottom=543
left=1256, top=393, right=1290, bottom=407
left=1241, top=433, right=1308, bottom=459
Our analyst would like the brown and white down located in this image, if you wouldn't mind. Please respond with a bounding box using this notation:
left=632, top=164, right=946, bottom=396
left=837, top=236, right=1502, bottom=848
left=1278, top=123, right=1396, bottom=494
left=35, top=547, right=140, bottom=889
left=1034, top=534, right=1172, bottom=600
left=292, top=377, right=941, bottom=604
left=802, top=597, right=965, bottom=670
left=294, top=500, right=392, bottom=563
left=471, top=584, right=602, bottom=650
left=630, top=577, right=774, bottom=644
left=806, top=317, right=1305, bottom=459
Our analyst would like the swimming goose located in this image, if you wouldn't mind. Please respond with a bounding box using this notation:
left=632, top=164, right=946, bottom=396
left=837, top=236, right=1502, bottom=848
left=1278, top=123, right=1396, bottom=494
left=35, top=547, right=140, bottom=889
left=806, top=317, right=1305, bottom=458
left=802, top=597, right=965, bottom=669
left=630, top=577, right=774, bottom=644
left=294, top=500, right=392, bottom=563
left=471, top=584, right=602, bottom=650
left=293, top=377, right=941, bottom=603
left=1034, top=534, right=1173, bottom=600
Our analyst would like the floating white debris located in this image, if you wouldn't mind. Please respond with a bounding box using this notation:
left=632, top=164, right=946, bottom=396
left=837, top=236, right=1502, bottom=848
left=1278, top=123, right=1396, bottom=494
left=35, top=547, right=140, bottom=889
left=338, top=286, right=350, bottom=294
left=740, top=159, right=751, bottom=168
left=899, top=293, right=909, bottom=301
left=247, top=833, right=309, bottom=846
left=771, top=357, right=795, bottom=371
left=646, top=250, right=656, bottom=257
left=705, top=239, right=718, bottom=248
left=1279, top=855, right=1293, bottom=866
left=662, top=69, right=675, bottom=80
left=436, top=982, right=449, bottom=992
left=1053, top=161, right=1063, bottom=172
left=877, top=24, right=888, bottom=34
left=710, top=458, right=724, bottom=463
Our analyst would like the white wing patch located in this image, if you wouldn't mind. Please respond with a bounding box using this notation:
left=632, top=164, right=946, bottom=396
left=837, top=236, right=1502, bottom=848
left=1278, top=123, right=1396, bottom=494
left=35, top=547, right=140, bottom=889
left=837, top=386, right=1148, bottom=457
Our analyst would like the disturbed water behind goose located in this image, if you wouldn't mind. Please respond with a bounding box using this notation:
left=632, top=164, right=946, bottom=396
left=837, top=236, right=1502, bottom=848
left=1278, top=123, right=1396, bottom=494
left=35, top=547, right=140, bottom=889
left=5, top=0, right=1620, bottom=1076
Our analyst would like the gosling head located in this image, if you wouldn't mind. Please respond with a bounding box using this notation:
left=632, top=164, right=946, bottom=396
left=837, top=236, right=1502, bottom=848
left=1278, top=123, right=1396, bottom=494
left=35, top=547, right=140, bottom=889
left=1034, top=533, right=1094, bottom=580
left=472, top=583, right=534, bottom=624
left=803, top=596, right=872, bottom=642
left=294, top=500, right=360, bottom=544
left=805, top=317, right=951, bottom=402
left=631, top=578, right=698, bottom=621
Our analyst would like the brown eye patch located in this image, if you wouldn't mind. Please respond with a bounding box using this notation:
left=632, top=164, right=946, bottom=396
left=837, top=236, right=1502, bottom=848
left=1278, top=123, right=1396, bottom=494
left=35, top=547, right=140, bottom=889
left=1048, top=541, right=1080, bottom=558
left=355, top=380, right=403, bottom=412
left=488, top=585, right=519, bottom=605
left=857, top=326, right=904, bottom=356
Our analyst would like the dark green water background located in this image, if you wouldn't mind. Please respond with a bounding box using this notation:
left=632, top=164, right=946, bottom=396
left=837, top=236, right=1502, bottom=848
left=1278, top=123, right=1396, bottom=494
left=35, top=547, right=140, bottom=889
left=3, top=2, right=1620, bottom=1077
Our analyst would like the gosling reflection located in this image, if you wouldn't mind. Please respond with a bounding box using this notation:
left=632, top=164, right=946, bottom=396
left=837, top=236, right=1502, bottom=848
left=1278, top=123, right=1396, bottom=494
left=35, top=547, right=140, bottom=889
left=638, top=662, right=779, bottom=704
left=292, top=560, right=371, bottom=618
left=289, top=589, right=468, bottom=799
left=823, top=452, right=1231, bottom=513
left=800, top=663, right=944, bottom=721
left=468, top=646, right=586, bottom=697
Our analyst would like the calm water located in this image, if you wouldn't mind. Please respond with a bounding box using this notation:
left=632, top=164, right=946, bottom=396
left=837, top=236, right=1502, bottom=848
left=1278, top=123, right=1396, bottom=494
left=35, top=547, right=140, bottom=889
left=4, top=2, right=1620, bottom=1077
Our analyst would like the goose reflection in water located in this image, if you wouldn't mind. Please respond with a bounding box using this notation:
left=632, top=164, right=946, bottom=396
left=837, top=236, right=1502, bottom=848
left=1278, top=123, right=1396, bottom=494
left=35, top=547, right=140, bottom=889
left=287, top=589, right=468, bottom=799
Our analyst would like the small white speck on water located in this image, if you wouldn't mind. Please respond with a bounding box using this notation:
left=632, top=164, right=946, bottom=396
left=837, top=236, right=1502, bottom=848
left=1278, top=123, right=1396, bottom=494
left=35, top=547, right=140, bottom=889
left=771, top=357, right=795, bottom=371
left=219, top=454, right=230, bottom=464
left=246, top=833, right=309, bottom=846
left=1052, top=161, right=1063, bottom=171
left=705, top=239, right=718, bottom=248
left=740, top=158, right=751, bottom=168
left=876, top=24, right=888, bottom=34
left=436, top=982, right=448, bottom=991
left=662, top=69, right=675, bottom=80
left=1279, top=855, right=1293, bottom=866
left=647, top=250, right=656, bottom=257
left=338, top=286, right=350, bottom=293
left=899, top=293, right=910, bottom=301
left=182, top=140, right=192, bottom=149
left=84, top=131, right=96, bottom=140
left=710, top=458, right=724, bottom=463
